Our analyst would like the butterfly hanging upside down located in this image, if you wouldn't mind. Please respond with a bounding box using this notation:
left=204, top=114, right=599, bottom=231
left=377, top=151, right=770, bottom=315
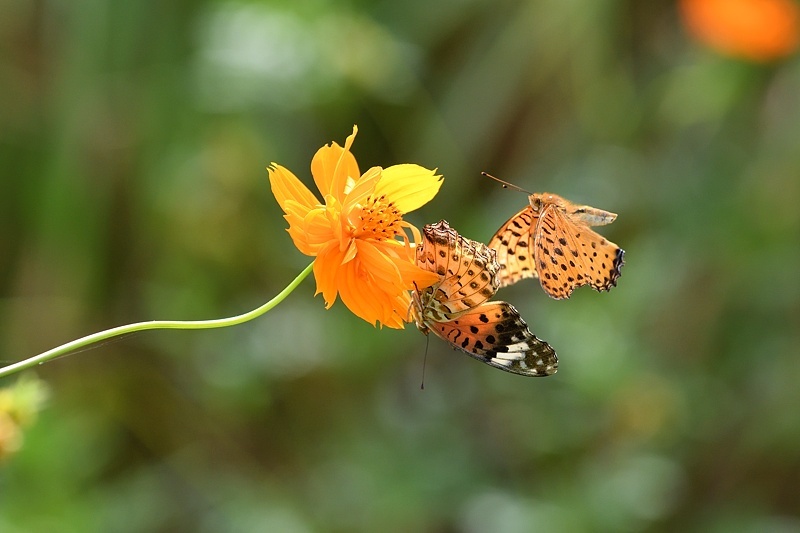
left=411, top=220, right=558, bottom=377
left=488, top=189, right=625, bottom=300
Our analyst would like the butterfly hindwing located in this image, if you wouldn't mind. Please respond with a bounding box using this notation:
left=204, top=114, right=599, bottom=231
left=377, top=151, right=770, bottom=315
left=428, top=302, right=557, bottom=377
left=534, top=205, right=624, bottom=299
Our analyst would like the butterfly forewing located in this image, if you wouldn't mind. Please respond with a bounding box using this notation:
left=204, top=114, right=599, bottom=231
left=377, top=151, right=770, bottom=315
left=488, top=206, right=540, bottom=288
left=414, top=220, right=557, bottom=377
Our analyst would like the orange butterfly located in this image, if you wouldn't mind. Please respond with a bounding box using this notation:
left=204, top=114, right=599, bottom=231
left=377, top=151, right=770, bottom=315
left=487, top=181, right=625, bottom=300
left=412, top=220, right=557, bottom=377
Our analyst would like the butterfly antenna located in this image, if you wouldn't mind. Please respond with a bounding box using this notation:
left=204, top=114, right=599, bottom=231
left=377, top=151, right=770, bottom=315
left=481, top=172, right=532, bottom=195
left=420, top=335, right=430, bottom=390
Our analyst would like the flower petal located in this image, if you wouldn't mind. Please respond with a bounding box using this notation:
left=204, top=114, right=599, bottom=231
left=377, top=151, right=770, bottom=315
left=338, top=261, right=386, bottom=326
left=386, top=291, right=412, bottom=328
left=375, top=164, right=443, bottom=214
left=268, top=164, right=320, bottom=216
left=342, top=166, right=382, bottom=215
left=299, top=207, right=338, bottom=253
left=314, top=242, right=346, bottom=308
left=336, top=257, right=409, bottom=329
left=310, top=126, right=360, bottom=202
left=371, top=238, right=440, bottom=290
left=341, top=239, right=358, bottom=264
left=355, top=240, right=406, bottom=293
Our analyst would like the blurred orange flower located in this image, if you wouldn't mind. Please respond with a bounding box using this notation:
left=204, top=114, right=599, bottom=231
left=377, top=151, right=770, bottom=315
left=269, top=126, right=442, bottom=328
left=680, top=0, right=800, bottom=61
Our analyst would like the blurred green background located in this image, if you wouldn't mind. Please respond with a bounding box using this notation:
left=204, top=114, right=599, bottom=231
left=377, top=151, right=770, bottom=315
left=2, top=0, right=800, bottom=531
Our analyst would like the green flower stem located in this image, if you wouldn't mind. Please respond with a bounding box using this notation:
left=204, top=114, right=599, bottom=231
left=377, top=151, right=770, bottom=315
left=0, top=261, right=315, bottom=380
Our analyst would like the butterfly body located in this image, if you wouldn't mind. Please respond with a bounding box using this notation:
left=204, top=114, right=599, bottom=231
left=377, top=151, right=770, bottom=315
left=412, top=220, right=557, bottom=377
left=490, top=192, right=625, bottom=299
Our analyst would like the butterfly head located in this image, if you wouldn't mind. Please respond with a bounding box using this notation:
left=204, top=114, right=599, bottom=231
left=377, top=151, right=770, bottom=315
left=529, top=192, right=565, bottom=214
left=409, top=287, right=430, bottom=334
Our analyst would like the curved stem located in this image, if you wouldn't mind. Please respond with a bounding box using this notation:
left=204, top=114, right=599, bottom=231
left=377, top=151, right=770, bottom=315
left=0, top=261, right=315, bottom=379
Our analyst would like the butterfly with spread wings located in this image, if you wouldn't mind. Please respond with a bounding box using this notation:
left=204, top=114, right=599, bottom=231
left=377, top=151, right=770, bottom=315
left=488, top=190, right=625, bottom=300
left=411, top=220, right=557, bottom=377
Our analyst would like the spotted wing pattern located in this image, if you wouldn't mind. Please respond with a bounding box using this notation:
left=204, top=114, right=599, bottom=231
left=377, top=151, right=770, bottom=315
left=413, top=220, right=557, bottom=377
left=488, top=205, right=541, bottom=287
left=489, top=192, right=624, bottom=299
left=535, top=203, right=625, bottom=299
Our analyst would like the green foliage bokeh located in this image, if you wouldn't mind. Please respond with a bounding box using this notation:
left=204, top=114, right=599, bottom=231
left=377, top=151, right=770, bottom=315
left=1, top=1, right=799, bottom=531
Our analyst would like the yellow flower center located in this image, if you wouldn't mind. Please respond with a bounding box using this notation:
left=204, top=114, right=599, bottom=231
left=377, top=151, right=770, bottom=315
left=354, top=195, right=403, bottom=239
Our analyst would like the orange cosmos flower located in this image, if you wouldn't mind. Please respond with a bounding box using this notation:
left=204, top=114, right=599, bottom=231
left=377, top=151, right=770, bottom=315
left=680, top=0, right=800, bottom=61
left=268, top=126, right=442, bottom=329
